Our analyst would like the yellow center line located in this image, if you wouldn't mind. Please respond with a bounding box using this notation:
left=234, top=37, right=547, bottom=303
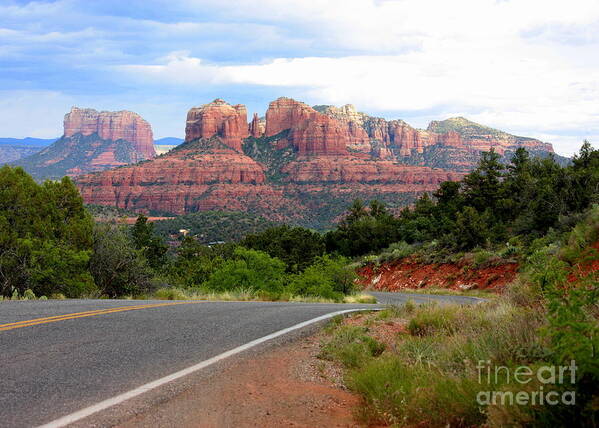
left=0, top=301, right=201, bottom=332
left=0, top=303, right=159, bottom=328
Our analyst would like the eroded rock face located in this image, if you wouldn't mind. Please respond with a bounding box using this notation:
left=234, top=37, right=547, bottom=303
left=76, top=138, right=276, bottom=215
left=427, top=117, right=553, bottom=155
left=14, top=107, right=156, bottom=179
left=185, top=99, right=249, bottom=151
left=249, top=113, right=266, bottom=138
left=281, top=157, right=463, bottom=184
left=264, top=98, right=349, bottom=156
left=64, top=107, right=155, bottom=159
left=77, top=97, right=557, bottom=228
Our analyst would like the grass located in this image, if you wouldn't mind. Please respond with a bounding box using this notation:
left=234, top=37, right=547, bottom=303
left=386, top=287, right=497, bottom=299
left=319, top=325, right=386, bottom=368
left=0, top=289, right=51, bottom=301
left=146, top=287, right=378, bottom=304
left=319, top=291, right=550, bottom=427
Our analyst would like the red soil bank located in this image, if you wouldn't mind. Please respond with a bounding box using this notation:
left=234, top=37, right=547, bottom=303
left=357, top=258, right=519, bottom=291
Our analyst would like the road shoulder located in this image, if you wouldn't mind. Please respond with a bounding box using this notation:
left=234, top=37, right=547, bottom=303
left=113, top=327, right=361, bottom=427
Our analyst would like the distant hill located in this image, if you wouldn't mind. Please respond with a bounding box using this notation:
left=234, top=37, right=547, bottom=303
left=0, top=137, right=57, bottom=146
left=154, top=137, right=184, bottom=145
left=0, top=138, right=57, bottom=164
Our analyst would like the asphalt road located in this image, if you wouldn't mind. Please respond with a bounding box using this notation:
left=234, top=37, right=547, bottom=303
left=0, top=293, right=480, bottom=427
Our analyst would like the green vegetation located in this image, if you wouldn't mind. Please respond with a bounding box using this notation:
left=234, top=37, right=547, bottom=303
left=85, top=204, right=141, bottom=219
left=242, top=131, right=296, bottom=182
left=159, top=235, right=360, bottom=302
left=320, top=205, right=598, bottom=427
left=0, top=166, right=95, bottom=297
left=14, top=133, right=138, bottom=180
left=89, top=223, right=152, bottom=297
left=326, top=142, right=599, bottom=258
left=153, top=211, right=279, bottom=243
left=241, top=225, right=325, bottom=272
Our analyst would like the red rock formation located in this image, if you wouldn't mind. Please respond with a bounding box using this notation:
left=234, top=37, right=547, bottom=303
left=282, top=157, right=463, bottom=184
left=249, top=113, right=265, bottom=138
left=76, top=139, right=274, bottom=215
left=264, top=98, right=348, bottom=156
left=265, top=98, right=315, bottom=137
left=64, top=107, right=155, bottom=159
left=77, top=97, right=556, bottom=226
left=315, top=104, right=371, bottom=152
left=185, top=99, right=248, bottom=151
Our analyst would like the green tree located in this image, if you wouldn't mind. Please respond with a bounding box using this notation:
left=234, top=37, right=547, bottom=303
left=288, top=255, right=356, bottom=300
left=165, top=237, right=223, bottom=287
left=462, top=149, right=505, bottom=214
left=131, top=214, right=168, bottom=270
left=0, top=166, right=94, bottom=297
left=204, top=247, right=287, bottom=292
left=325, top=200, right=398, bottom=256
left=242, top=225, right=325, bottom=272
left=89, top=223, right=151, bottom=297
left=452, top=206, right=490, bottom=250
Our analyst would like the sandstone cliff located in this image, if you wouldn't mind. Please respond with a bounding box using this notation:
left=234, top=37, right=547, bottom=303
left=185, top=99, right=248, bottom=151
left=65, top=107, right=155, bottom=159
left=14, top=107, right=156, bottom=179
left=427, top=117, right=554, bottom=155
left=265, top=98, right=349, bottom=155
left=76, top=97, right=557, bottom=228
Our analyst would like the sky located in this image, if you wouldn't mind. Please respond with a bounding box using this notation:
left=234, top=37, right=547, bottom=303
left=0, top=0, right=598, bottom=155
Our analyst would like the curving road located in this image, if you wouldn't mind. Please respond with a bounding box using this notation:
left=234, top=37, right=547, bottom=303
left=0, top=293, right=480, bottom=428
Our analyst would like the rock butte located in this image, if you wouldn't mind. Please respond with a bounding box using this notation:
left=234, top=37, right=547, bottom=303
left=185, top=99, right=248, bottom=152
left=64, top=107, right=155, bottom=159
left=15, top=107, right=156, bottom=179
left=76, top=97, right=555, bottom=226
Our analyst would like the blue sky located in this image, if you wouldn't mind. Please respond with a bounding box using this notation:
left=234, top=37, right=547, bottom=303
left=1, top=0, right=598, bottom=155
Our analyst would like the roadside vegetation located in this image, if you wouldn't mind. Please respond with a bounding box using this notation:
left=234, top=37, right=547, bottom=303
left=0, top=141, right=596, bottom=305
left=0, top=140, right=597, bottom=425
left=319, top=202, right=598, bottom=427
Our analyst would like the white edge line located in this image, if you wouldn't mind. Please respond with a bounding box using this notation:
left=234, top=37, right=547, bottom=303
left=37, top=308, right=377, bottom=428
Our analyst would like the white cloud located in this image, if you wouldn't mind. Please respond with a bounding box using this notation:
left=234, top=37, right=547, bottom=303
left=0, top=90, right=74, bottom=138
left=2, top=0, right=598, bottom=156
left=120, top=47, right=599, bottom=155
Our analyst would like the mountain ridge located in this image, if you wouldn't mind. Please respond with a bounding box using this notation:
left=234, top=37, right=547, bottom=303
left=75, top=97, right=556, bottom=227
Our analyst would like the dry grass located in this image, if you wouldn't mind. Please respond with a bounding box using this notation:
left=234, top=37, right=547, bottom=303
left=148, top=287, right=377, bottom=304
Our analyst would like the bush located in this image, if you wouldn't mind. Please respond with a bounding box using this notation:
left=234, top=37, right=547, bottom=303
left=204, top=247, right=286, bottom=293
left=288, top=255, right=356, bottom=300
left=241, top=225, right=325, bottom=272
left=89, top=223, right=152, bottom=297
left=0, top=166, right=94, bottom=297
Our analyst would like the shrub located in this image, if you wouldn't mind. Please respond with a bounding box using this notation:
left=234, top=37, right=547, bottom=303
left=204, top=247, right=286, bottom=293
left=288, top=255, right=356, bottom=300
left=241, top=225, right=325, bottom=272
left=89, top=223, right=152, bottom=297
left=319, top=325, right=385, bottom=368
left=0, top=166, right=94, bottom=298
left=407, top=304, right=460, bottom=336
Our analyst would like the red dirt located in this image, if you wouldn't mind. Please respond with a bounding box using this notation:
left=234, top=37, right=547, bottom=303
left=567, top=241, right=599, bottom=283
left=117, top=332, right=372, bottom=428
left=357, top=258, right=519, bottom=292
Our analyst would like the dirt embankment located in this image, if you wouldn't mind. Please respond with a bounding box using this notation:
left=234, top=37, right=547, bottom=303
left=357, top=258, right=519, bottom=292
